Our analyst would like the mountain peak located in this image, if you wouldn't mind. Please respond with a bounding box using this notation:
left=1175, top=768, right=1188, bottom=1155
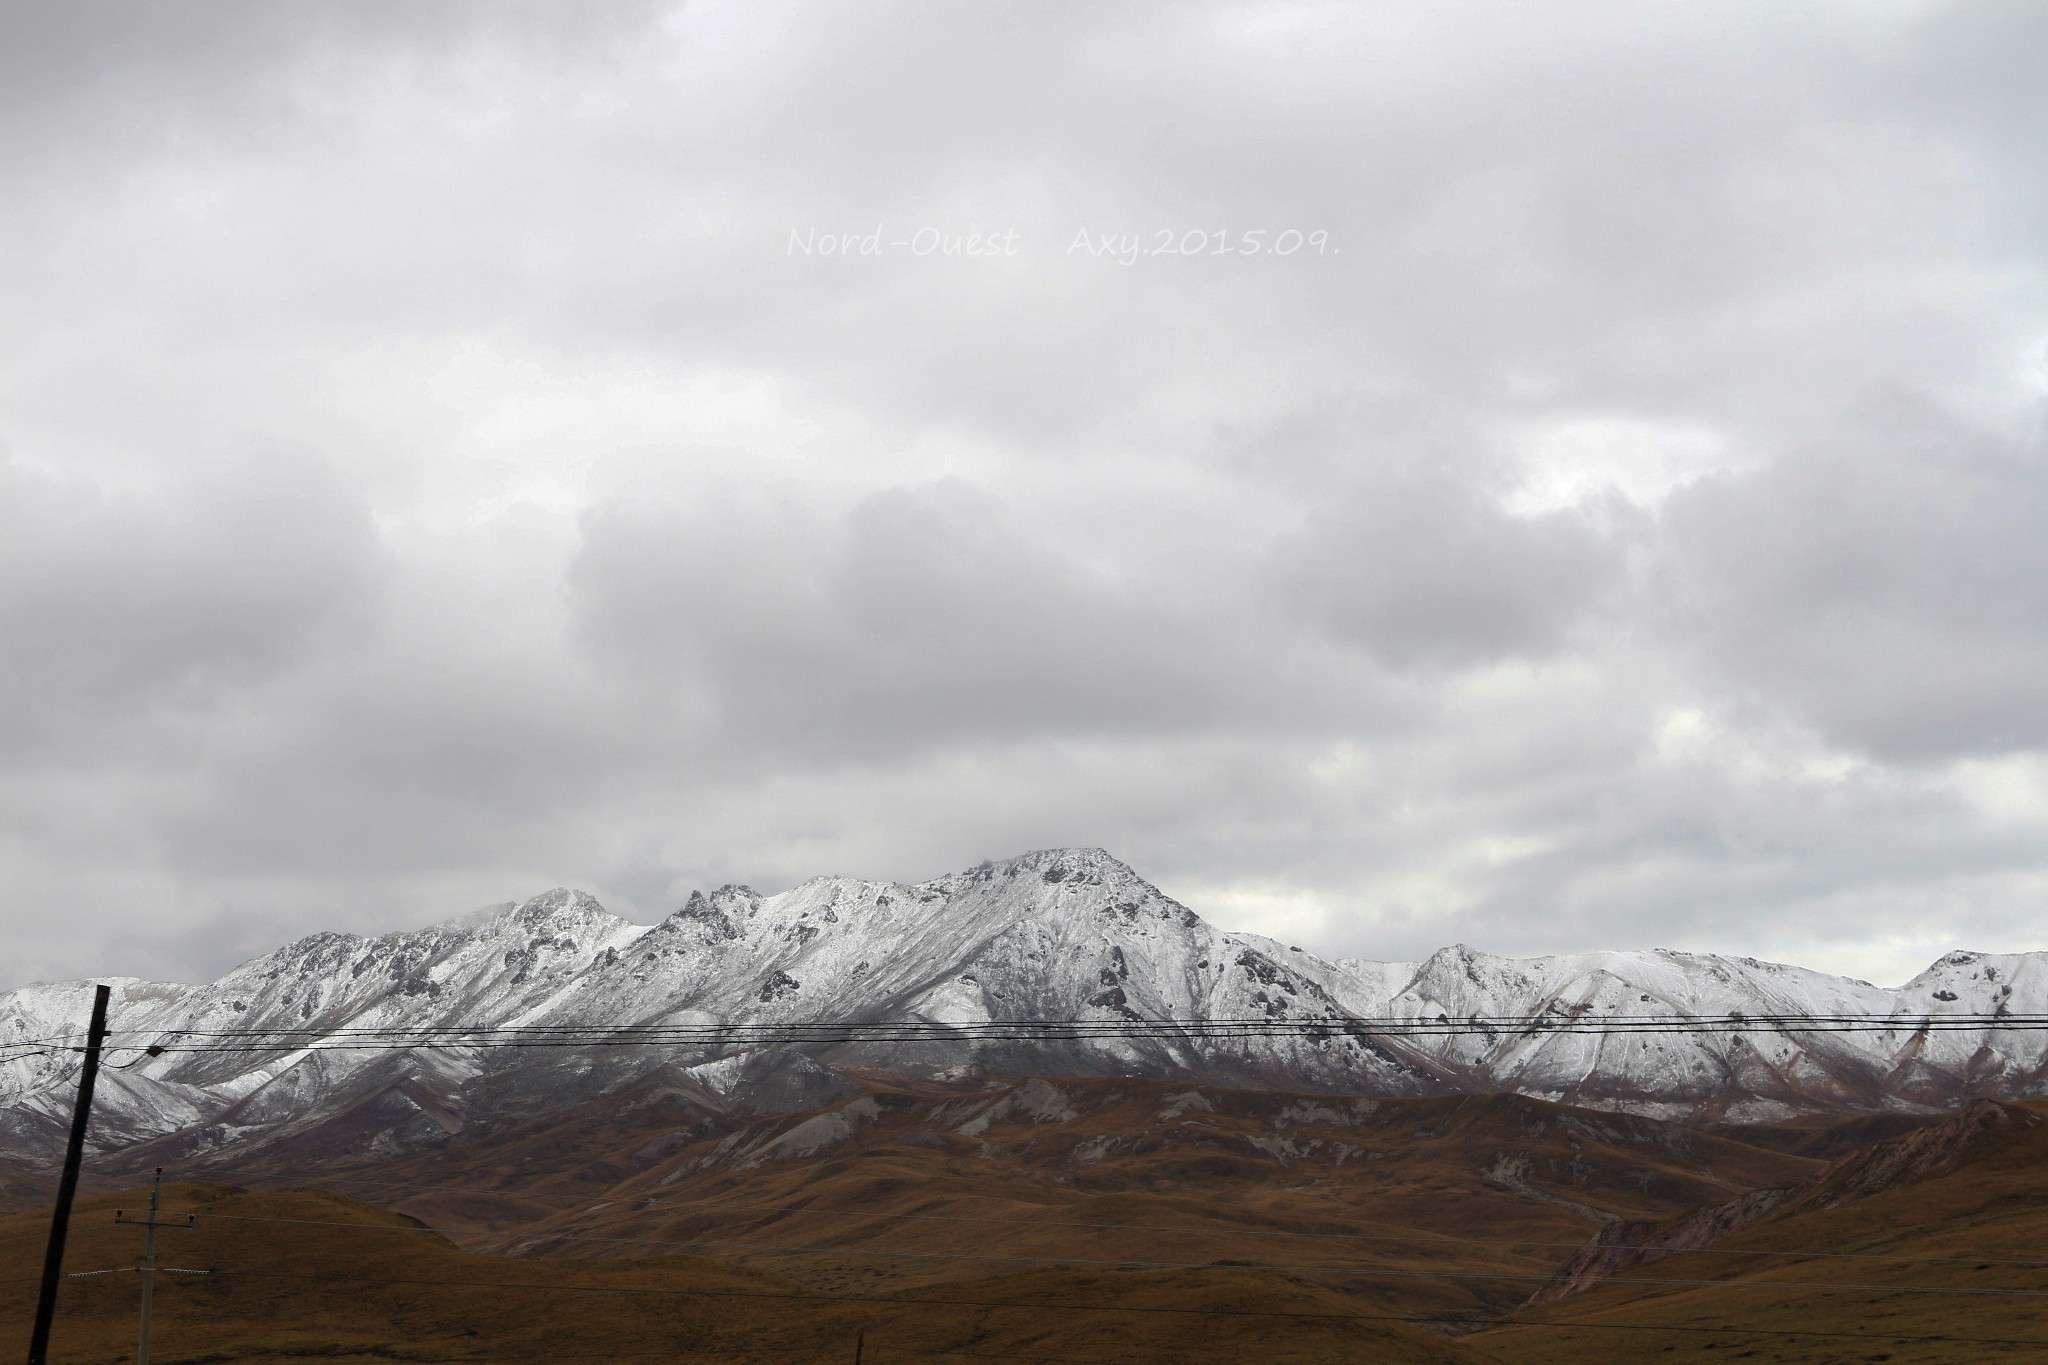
left=510, top=887, right=620, bottom=927
left=13, top=849, right=2048, bottom=1153
left=939, top=847, right=1153, bottom=895
left=1004, top=846, right=1135, bottom=876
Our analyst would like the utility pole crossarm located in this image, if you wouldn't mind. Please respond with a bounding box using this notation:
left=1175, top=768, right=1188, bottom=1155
left=113, top=1169, right=192, bottom=1365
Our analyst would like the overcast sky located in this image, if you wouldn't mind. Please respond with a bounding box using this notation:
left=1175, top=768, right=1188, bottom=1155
left=3, top=0, right=2046, bottom=991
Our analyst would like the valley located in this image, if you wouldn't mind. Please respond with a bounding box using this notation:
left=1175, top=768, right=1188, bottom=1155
left=14, top=1076, right=2048, bottom=1361
left=10, top=850, right=2048, bottom=1359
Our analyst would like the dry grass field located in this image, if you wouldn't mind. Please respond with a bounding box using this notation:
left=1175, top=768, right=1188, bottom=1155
left=1468, top=1098, right=2048, bottom=1364
left=1, top=1184, right=1479, bottom=1364
left=9, top=1083, right=2048, bottom=1362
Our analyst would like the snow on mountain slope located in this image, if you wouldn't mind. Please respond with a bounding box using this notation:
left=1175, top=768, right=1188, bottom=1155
left=6, top=848, right=2048, bottom=1165
left=1370, top=946, right=1916, bottom=1119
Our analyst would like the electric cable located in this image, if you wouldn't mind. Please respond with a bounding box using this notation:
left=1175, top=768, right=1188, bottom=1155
left=177, top=1194, right=2048, bottom=1273
left=110, top=1262, right=2048, bottom=1348
left=132, top=1207, right=2048, bottom=1299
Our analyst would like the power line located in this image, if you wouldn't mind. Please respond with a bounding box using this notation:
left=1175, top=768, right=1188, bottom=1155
left=113, top=1167, right=195, bottom=1365
left=594, top=1192, right=2048, bottom=1269
left=81, top=1011, right=2048, bottom=1052
left=25, top=981, right=108, bottom=1365
left=153, top=1207, right=2048, bottom=1300
left=186, top=1211, right=1590, bottom=1281
left=25, top=1189, right=2048, bottom=1346
left=20, top=1128, right=2048, bottom=1277
left=183, top=1196, right=2048, bottom=1273
left=0, top=1012, right=2029, bottom=1056
left=4, top=1010, right=2046, bottom=1072
left=237, top=1344, right=1224, bottom=1365
left=127, top=1263, right=2048, bottom=1349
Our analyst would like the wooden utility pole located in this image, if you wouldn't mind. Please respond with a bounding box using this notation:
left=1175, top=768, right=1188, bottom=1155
left=25, top=981, right=112, bottom=1365
left=115, top=1168, right=191, bottom=1365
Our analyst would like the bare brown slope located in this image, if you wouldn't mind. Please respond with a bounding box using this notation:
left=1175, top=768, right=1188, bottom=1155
left=532, top=1080, right=1826, bottom=1301
left=1474, top=1098, right=2048, bottom=1363
left=164, top=1076, right=1813, bottom=1333
left=0, top=1183, right=1480, bottom=1364
left=70, top=1075, right=1820, bottom=1241
left=1714, top=1109, right=1948, bottom=1161
left=1526, top=1097, right=2041, bottom=1307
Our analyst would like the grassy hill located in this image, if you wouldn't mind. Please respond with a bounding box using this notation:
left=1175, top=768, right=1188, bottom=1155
left=1, top=1183, right=1479, bottom=1364
left=1471, top=1098, right=2048, bottom=1363
left=17, top=1080, right=2048, bottom=1361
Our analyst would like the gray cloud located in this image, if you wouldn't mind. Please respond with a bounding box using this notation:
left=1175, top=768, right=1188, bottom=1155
left=0, top=452, right=382, bottom=756
left=570, top=481, right=1383, bottom=760
left=1277, top=465, right=1627, bottom=668
left=1662, top=396, right=2048, bottom=762
left=1, top=1, right=2045, bottom=992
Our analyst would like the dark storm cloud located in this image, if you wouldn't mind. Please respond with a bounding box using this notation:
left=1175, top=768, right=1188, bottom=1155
left=2, top=0, right=2046, bottom=990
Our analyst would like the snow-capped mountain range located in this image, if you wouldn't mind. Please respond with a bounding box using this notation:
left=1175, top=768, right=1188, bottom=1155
left=5, top=848, right=2046, bottom=1166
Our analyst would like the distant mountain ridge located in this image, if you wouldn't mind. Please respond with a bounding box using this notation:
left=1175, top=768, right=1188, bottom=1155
left=5, top=847, right=2046, bottom=1167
